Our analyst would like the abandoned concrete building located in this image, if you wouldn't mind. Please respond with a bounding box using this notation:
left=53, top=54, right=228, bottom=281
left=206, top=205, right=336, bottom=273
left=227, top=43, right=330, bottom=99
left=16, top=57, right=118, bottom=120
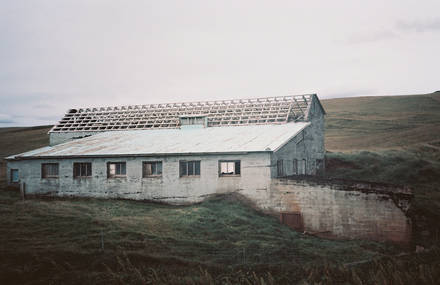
left=6, top=94, right=412, bottom=244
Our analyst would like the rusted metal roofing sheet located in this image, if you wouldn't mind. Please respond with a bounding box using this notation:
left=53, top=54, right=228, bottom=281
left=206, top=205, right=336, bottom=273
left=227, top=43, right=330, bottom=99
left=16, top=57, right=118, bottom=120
left=8, top=122, right=310, bottom=159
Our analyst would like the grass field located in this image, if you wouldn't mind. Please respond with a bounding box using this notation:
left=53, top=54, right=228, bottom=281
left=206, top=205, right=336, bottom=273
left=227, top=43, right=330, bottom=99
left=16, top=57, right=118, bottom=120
left=323, top=92, right=440, bottom=151
left=1, top=92, right=440, bottom=283
left=1, top=189, right=439, bottom=284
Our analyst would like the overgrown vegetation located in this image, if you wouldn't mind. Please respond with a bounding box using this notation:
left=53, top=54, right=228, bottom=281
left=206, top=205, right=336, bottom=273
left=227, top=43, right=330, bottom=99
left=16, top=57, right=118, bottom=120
left=1, top=189, right=439, bottom=284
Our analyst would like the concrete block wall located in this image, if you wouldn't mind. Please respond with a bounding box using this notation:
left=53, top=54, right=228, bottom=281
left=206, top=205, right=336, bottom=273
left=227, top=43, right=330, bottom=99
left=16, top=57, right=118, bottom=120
left=257, top=179, right=412, bottom=244
left=6, top=152, right=272, bottom=204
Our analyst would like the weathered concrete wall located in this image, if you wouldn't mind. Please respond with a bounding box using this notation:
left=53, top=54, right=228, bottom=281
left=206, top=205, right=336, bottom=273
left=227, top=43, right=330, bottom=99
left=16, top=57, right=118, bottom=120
left=254, top=178, right=412, bottom=244
left=6, top=153, right=272, bottom=204
left=49, top=131, right=101, bottom=146
left=272, top=96, right=325, bottom=177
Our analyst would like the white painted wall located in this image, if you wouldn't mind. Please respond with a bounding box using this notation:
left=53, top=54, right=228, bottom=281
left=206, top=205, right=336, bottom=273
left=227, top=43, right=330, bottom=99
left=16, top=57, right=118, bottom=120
left=7, top=152, right=272, bottom=204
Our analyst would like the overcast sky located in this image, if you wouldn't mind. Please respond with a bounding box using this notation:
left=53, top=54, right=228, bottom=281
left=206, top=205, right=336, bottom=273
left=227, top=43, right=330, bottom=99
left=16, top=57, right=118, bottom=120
left=1, top=0, right=439, bottom=127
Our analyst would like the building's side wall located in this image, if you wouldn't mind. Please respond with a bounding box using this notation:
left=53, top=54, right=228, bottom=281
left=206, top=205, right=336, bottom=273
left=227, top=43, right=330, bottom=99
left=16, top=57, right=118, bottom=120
left=271, top=96, right=325, bottom=177
left=49, top=131, right=102, bottom=146
left=6, top=153, right=272, bottom=204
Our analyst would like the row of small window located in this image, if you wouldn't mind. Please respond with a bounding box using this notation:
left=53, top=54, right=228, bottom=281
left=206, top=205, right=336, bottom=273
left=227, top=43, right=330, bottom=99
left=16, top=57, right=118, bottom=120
left=40, top=160, right=241, bottom=179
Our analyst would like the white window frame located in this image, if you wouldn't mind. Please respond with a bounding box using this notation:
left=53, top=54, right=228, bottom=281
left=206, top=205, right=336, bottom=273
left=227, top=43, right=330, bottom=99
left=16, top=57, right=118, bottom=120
left=219, top=160, right=241, bottom=177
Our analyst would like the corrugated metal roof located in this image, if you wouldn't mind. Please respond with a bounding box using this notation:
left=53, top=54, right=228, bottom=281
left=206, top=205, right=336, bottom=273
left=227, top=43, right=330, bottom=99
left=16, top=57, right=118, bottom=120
left=8, top=122, right=310, bottom=159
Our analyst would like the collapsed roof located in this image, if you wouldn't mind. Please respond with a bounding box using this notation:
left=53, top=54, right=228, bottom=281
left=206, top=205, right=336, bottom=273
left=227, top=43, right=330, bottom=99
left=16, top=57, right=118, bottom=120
left=50, top=94, right=315, bottom=133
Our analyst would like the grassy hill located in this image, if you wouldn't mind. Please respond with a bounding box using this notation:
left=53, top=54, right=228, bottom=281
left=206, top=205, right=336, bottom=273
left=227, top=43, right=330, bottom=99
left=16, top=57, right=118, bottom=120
left=0, top=125, right=51, bottom=159
left=1, top=92, right=440, bottom=283
left=323, top=92, right=440, bottom=151
left=2, top=191, right=414, bottom=284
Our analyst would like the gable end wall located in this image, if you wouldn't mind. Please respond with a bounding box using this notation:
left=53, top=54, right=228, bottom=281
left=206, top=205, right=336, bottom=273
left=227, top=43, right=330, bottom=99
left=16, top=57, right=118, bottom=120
left=271, top=96, right=325, bottom=177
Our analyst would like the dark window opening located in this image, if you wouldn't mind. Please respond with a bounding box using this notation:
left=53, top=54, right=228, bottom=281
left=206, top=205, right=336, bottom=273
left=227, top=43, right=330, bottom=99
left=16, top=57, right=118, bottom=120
left=10, top=169, right=19, bottom=183
left=179, top=160, right=200, bottom=177
left=316, top=159, right=324, bottom=176
left=277, top=160, right=285, bottom=177
left=42, top=163, right=59, bottom=178
left=73, top=162, right=92, bottom=178
left=299, top=159, right=307, bottom=175
left=219, top=160, right=241, bottom=176
left=107, top=162, right=126, bottom=178
left=143, top=161, right=162, bottom=177
left=293, top=159, right=298, bottom=175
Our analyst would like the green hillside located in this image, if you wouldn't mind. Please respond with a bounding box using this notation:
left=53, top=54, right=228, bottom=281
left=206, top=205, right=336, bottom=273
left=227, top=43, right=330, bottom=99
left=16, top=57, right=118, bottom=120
left=323, top=92, right=440, bottom=151
left=2, top=191, right=412, bottom=284
left=0, top=125, right=51, bottom=159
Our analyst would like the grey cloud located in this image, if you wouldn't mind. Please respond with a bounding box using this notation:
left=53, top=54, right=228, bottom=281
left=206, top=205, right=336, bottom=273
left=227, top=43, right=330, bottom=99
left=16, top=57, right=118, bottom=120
left=347, top=30, right=398, bottom=44
left=397, top=18, right=440, bottom=32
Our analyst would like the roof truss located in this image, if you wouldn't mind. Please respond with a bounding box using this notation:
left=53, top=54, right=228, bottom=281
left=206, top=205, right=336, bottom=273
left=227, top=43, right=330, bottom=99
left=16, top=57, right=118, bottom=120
left=50, top=94, right=313, bottom=133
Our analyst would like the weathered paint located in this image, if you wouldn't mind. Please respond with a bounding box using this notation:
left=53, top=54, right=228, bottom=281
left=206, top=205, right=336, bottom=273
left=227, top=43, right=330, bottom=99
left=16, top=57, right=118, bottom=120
left=264, top=179, right=412, bottom=244
left=6, top=153, right=272, bottom=204
left=13, top=122, right=310, bottom=158
left=271, top=95, right=325, bottom=176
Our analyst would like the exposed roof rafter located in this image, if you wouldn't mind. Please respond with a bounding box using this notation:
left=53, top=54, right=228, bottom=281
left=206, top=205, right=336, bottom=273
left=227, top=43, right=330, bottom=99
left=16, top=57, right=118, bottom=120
left=50, top=94, right=314, bottom=133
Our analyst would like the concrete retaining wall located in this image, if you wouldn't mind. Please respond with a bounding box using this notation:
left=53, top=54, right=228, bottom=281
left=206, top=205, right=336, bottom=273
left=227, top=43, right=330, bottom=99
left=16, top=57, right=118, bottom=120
left=255, top=178, right=412, bottom=244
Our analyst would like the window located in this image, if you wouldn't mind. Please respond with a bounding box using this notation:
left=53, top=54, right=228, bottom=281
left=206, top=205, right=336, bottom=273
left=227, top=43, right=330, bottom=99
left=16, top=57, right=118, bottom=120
left=293, top=159, right=298, bottom=175
left=316, top=159, right=324, bottom=175
left=42, top=163, right=59, bottom=178
left=73, top=162, right=92, bottom=178
left=179, top=160, right=200, bottom=177
left=219, top=160, right=240, bottom=176
left=299, top=159, right=307, bottom=175
left=107, top=162, right=126, bottom=178
left=180, top=116, right=206, bottom=127
left=143, top=161, right=162, bottom=177
left=277, top=160, right=285, bottom=177
left=10, top=169, right=19, bottom=183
